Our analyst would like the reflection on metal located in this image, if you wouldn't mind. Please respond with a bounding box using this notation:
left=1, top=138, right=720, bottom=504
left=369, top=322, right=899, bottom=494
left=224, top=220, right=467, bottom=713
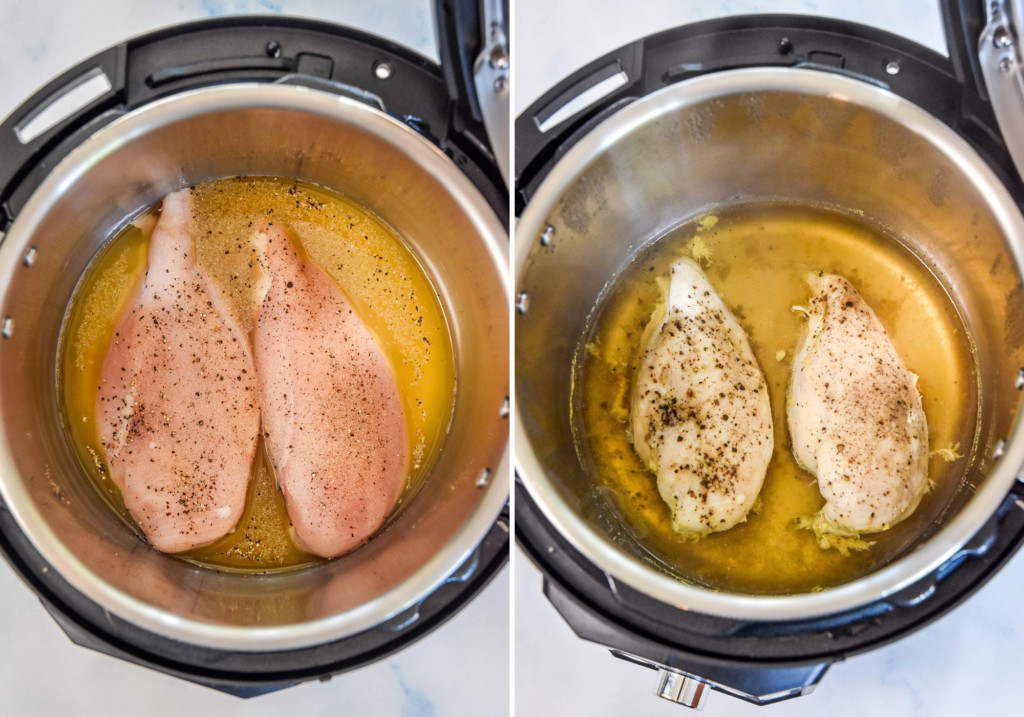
left=540, top=224, right=554, bottom=247
left=980, top=0, right=1024, bottom=179
left=516, top=291, right=529, bottom=314
left=476, top=467, right=493, bottom=488
left=994, top=439, right=1008, bottom=460
left=473, top=0, right=510, bottom=187
left=656, top=669, right=710, bottom=710
left=14, top=68, right=112, bottom=144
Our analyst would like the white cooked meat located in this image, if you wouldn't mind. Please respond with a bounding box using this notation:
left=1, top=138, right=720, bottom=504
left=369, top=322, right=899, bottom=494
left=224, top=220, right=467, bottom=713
left=631, top=257, right=773, bottom=535
left=788, top=272, right=929, bottom=533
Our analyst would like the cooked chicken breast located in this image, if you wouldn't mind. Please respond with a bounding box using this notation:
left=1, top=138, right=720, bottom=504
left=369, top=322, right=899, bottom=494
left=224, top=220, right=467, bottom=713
left=631, top=257, right=773, bottom=535
left=96, top=191, right=261, bottom=552
left=788, top=273, right=929, bottom=533
left=253, top=224, right=409, bottom=559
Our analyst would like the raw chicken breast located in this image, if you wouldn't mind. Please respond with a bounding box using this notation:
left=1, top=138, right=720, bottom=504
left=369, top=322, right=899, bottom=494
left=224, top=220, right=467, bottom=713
left=631, top=257, right=773, bottom=535
left=96, top=191, right=260, bottom=552
left=253, top=224, right=409, bottom=559
left=788, top=273, right=929, bottom=533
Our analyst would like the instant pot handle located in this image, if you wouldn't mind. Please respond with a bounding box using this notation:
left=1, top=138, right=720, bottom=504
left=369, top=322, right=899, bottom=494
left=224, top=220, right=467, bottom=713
left=0, top=46, right=127, bottom=232
left=943, top=0, right=1024, bottom=189
left=0, top=17, right=508, bottom=233
left=938, top=0, right=1018, bottom=163
left=434, top=0, right=510, bottom=187
left=515, top=13, right=997, bottom=214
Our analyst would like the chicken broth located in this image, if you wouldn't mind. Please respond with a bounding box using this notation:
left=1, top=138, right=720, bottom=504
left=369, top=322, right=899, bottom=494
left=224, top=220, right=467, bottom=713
left=60, top=177, right=456, bottom=572
left=573, top=202, right=977, bottom=594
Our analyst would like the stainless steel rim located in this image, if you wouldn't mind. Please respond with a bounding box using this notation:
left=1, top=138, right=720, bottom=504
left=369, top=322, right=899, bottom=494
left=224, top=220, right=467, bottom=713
left=515, top=67, right=1024, bottom=621
left=0, top=83, right=510, bottom=650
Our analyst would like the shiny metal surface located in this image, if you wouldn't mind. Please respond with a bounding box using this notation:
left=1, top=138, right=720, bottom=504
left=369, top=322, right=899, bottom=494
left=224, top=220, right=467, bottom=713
left=979, top=0, right=1024, bottom=182
left=656, top=669, right=709, bottom=710
left=473, top=0, right=511, bottom=187
left=0, top=83, right=509, bottom=650
left=515, top=68, right=1024, bottom=620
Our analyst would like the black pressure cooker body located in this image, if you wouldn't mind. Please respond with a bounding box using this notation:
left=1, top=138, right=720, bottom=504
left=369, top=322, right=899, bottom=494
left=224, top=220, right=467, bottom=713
left=515, top=1, right=1024, bottom=708
left=0, top=9, right=509, bottom=698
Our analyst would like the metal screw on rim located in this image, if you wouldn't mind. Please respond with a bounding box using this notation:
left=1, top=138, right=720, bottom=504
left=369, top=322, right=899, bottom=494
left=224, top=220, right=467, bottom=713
left=539, top=225, right=554, bottom=247
left=516, top=292, right=530, bottom=314
left=476, top=468, right=492, bottom=488
left=490, top=51, right=509, bottom=71
left=994, top=439, right=1008, bottom=459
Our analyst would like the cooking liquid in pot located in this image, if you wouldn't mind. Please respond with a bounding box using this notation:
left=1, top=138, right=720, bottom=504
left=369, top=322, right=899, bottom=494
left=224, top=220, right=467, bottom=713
left=574, top=202, right=977, bottom=594
left=59, top=177, right=455, bottom=572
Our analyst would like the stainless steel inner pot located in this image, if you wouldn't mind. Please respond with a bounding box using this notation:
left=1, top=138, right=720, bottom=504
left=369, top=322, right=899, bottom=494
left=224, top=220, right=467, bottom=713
left=516, top=67, right=1024, bottom=620
left=0, top=83, right=509, bottom=650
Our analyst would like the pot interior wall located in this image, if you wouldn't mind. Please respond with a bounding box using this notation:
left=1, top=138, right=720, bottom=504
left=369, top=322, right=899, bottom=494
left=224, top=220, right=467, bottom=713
left=517, top=73, right=1024, bottom=589
left=0, top=85, right=508, bottom=643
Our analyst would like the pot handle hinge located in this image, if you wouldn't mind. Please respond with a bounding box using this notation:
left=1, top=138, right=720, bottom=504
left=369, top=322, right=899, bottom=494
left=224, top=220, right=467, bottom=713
left=435, top=0, right=509, bottom=187
left=976, top=0, right=1024, bottom=183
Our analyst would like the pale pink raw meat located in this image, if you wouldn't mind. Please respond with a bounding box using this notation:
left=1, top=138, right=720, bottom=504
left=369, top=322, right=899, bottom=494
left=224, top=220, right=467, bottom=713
left=253, top=224, right=408, bottom=559
left=96, top=190, right=261, bottom=552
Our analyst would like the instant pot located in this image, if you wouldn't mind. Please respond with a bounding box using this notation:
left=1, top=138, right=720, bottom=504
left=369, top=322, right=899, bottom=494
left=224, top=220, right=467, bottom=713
left=0, top=0, right=509, bottom=698
left=516, top=0, right=1024, bottom=708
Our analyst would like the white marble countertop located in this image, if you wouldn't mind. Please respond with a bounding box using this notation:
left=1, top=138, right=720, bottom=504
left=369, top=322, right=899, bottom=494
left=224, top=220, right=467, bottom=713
left=513, top=1, right=1024, bottom=716
left=0, top=1, right=507, bottom=715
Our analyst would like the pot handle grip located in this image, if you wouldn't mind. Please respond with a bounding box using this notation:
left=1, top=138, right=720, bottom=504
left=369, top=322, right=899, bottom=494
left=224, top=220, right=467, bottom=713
left=435, top=0, right=510, bottom=186
left=937, top=0, right=1019, bottom=153
left=514, top=14, right=963, bottom=213
left=514, top=39, right=644, bottom=209
left=0, top=46, right=127, bottom=230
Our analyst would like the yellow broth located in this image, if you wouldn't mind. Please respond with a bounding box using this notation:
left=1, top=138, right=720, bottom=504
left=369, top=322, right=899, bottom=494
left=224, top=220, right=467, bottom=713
left=573, top=202, right=977, bottom=594
left=59, top=177, right=456, bottom=572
